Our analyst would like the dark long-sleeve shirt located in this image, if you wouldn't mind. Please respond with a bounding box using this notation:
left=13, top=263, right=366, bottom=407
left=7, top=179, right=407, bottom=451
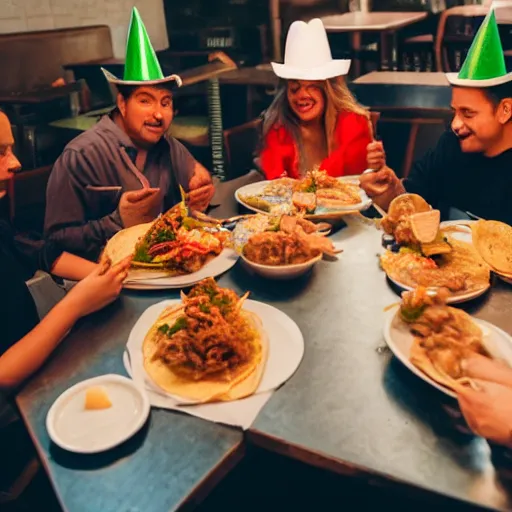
left=44, top=115, right=196, bottom=261
left=404, top=130, right=512, bottom=224
left=1, top=219, right=64, bottom=355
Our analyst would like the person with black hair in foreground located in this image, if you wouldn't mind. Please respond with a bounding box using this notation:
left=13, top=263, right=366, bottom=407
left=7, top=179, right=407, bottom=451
left=360, top=10, right=512, bottom=225
left=0, top=109, right=130, bottom=391
left=45, top=8, right=214, bottom=261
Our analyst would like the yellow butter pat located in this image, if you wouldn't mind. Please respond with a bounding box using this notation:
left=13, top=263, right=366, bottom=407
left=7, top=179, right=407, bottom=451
left=84, top=386, right=112, bottom=410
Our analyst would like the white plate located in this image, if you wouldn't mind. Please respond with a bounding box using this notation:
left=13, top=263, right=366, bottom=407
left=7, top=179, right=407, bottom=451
left=235, top=179, right=372, bottom=216
left=383, top=308, right=512, bottom=398
left=126, top=299, right=305, bottom=404
left=123, top=248, right=238, bottom=290
left=46, top=374, right=150, bottom=454
left=386, top=274, right=490, bottom=304
left=240, top=253, right=323, bottom=280
left=385, top=220, right=489, bottom=304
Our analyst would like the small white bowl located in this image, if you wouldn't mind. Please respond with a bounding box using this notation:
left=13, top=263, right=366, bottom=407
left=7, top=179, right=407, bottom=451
left=241, top=253, right=323, bottom=280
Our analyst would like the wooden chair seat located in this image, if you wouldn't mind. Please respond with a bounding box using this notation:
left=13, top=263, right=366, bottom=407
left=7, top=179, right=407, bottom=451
left=404, top=34, right=434, bottom=45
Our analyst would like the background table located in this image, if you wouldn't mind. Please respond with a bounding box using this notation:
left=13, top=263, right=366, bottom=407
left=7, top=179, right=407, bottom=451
left=16, top=294, right=244, bottom=512
left=321, top=12, right=429, bottom=76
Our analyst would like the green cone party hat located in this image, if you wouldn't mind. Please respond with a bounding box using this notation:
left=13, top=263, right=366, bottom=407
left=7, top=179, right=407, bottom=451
left=102, top=7, right=181, bottom=87
left=447, top=8, right=512, bottom=87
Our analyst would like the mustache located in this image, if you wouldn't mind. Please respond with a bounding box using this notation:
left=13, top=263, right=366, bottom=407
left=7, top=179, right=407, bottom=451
left=144, top=119, right=163, bottom=127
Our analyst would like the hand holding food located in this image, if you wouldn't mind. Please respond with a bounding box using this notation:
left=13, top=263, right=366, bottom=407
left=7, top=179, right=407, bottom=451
left=461, top=352, right=512, bottom=388
left=366, top=140, right=386, bottom=170
left=399, top=287, right=492, bottom=391
left=119, top=188, right=162, bottom=228
left=457, top=379, right=512, bottom=446
left=65, top=256, right=132, bottom=318
left=359, top=167, right=401, bottom=199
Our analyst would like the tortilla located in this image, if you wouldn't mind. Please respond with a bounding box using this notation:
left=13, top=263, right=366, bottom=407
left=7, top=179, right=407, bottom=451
left=407, top=306, right=483, bottom=392
left=103, top=223, right=153, bottom=264
left=142, top=306, right=268, bottom=404
left=472, top=220, right=512, bottom=275
left=381, top=237, right=490, bottom=293
left=410, top=338, right=475, bottom=392
left=387, top=193, right=430, bottom=219
left=410, top=210, right=440, bottom=244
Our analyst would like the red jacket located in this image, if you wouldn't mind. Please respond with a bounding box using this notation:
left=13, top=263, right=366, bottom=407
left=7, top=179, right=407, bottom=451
left=261, top=111, right=372, bottom=180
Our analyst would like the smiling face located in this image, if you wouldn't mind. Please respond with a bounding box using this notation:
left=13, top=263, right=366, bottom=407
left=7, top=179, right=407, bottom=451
left=0, top=112, right=21, bottom=184
left=117, top=85, right=174, bottom=147
left=286, top=80, right=326, bottom=124
left=450, top=87, right=512, bottom=155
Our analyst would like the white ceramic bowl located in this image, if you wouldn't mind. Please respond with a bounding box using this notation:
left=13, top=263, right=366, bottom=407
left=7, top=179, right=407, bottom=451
left=240, top=253, right=323, bottom=280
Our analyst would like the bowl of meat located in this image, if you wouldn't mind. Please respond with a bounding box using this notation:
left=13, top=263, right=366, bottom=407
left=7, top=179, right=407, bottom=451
left=236, top=215, right=341, bottom=280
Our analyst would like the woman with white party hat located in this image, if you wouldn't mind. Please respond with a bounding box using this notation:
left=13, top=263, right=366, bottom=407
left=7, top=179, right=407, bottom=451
left=260, top=18, right=373, bottom=180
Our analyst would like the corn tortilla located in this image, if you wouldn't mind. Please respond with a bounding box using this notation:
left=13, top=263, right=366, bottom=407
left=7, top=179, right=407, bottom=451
left=142, top=305, right=268, bottom=403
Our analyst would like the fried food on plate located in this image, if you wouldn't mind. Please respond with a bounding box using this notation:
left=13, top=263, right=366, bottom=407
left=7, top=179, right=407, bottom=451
left=142, top=278, right=268, bottom=403
left=380, top=238, right=490, bottom=293
left=103, top=200, right=228, bottom=275
left=399, top=287, right=490, bottom=391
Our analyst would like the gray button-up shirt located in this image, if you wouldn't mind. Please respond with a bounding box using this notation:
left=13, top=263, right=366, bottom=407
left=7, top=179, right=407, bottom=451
left=45, top=115, right=196, bottom=261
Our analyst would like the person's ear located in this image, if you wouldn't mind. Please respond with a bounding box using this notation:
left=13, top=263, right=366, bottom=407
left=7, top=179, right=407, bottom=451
left=117, top=93, right=127, bottom=117
left=498, top=98, right=512, bottom=124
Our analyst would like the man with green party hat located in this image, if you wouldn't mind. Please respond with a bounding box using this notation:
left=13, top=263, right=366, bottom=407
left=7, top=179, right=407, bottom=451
left=44, top=7, right=214, bottom=261
left=360, top=7, right=512, bottom=225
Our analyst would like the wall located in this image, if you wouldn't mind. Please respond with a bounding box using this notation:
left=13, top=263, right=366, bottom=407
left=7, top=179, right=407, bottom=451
left=0, top=0, right=169, bottom=57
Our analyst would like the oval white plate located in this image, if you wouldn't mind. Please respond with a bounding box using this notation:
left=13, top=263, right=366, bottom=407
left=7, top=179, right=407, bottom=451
left=240, top=253, right=323, bottom=280
left=386, top=274, right=490, bottom=304
left=386, top=220, right=489, bottom=304
left=383, top=308, right=512, bottom=398
left=235, top=179, right=372, bottom=215
left=123, top=248, right=238, bottom=290
left=126, top=299, right=305, bottom=405
left=46, top=374, right=150, bottom=454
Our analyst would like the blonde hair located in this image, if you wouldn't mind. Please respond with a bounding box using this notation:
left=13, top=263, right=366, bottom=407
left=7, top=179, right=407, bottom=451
left=262, top=76, right=371, bottom=156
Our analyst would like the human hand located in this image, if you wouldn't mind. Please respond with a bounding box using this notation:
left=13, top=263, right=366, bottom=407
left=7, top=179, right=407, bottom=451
left=119, top=188, right=162, bottom=227
left=188, top=170, right=214, bottom=212
left=367, top=140, right=386, bottom=170
left=457, top=378, right=512, bottom=446
left=462, top=353, right=512, bottom=388
left=359, top=167, right=399, bottom=198
left=65, top=256, right=132, bottom=318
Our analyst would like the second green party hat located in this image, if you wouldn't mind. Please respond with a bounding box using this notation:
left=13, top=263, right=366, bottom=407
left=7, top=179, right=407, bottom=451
left=447, top=9, right=512, bottom=87
left=102, top=7, right=182, bottom=87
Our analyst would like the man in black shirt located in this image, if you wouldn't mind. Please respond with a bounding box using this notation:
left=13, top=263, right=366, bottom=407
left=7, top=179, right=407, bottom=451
left=361, top=10, right=512, bottom=225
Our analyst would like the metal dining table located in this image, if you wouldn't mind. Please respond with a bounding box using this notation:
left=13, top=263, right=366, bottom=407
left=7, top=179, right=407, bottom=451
left=16, top=215, right=512, bottom=511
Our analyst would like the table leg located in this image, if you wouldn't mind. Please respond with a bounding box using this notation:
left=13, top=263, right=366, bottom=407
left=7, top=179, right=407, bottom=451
left=379, top=32, right=389, bottom=71
left=351, top=31, right=362, bottom=78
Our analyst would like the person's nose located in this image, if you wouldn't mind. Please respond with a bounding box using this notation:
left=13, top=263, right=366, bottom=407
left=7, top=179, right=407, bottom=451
left=153, top=110, right=163, bottom=121
left=451, top=113, right=464, bottom=134
left=7, top=151, right=21, bottom=173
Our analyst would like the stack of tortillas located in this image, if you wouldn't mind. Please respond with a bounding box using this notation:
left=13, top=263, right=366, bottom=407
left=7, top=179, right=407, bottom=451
left=471, top=220, right=512, bottom=279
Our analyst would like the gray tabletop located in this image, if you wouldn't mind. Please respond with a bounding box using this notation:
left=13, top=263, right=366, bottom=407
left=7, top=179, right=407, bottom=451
left=216, top=217, right=512, bottom=511
left=16, top=293, right=243, bottom=512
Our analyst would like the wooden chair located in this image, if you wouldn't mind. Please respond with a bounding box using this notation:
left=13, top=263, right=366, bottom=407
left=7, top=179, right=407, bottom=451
left=435, top=5, right=488, bottom=72
left=7, top=165, right=52, bottom=233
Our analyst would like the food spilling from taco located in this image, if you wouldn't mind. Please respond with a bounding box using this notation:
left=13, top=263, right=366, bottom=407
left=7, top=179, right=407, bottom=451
left=379, top=194, right=490, bottom=295
left=399, top=287, right=494, bottom=391
left=103, top=195, right=229, bottom=276
left=142, top=278, right=268, bottom=403
left=232, top=213, right=340, bottom=265
left=471, top=219, right=512, bottom=279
